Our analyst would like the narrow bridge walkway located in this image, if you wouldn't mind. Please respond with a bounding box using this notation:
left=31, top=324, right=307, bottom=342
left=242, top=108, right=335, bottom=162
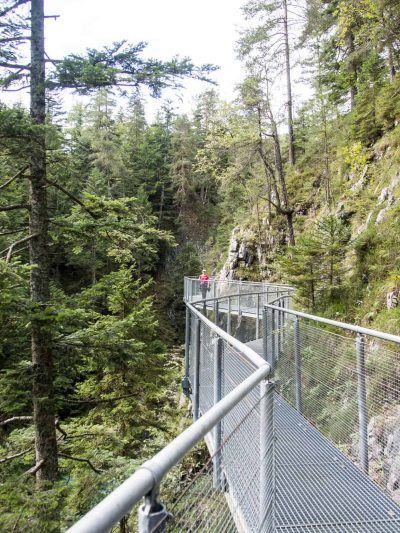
left=68, top=278, right=400, bottom=533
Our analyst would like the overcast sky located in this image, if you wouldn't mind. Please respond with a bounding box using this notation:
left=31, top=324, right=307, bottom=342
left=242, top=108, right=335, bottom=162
left=4, top=0, right=246, bottom=118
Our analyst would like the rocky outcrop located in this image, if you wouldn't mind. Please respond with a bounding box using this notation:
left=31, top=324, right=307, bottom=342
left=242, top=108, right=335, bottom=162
left=350, top=165, right=370, bottom=193
left=220, top=227, right=260, bottom=280
left=367, top=404, right=400, bottom=504
left=375, top=171, right=400, bottom=225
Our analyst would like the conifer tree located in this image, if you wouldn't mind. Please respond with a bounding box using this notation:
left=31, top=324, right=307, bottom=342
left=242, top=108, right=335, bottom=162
left=0, top=0, right=215, bottom=483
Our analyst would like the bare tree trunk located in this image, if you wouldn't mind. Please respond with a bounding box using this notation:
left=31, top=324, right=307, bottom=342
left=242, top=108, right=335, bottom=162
left=91, top=243, right=97, bottom=285
left=269, top=109, right=296, bottom=245
left=283, top=0, right=295, bottom=165
left=388, top=44, right=396, bottom=82
left=257, top=96, right=295, bottom=246
left=158, top=181, right=165, bottom=227
left=347, top=32, right=358, bottom=110
left=322, top=105, right=331, bottom=204
left=30, top=0, right=58, bottom=483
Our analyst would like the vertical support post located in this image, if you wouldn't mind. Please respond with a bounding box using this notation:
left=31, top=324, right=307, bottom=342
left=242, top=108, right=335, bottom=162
left=237, top=284, right=241, bottom=315
left=227, top=296, right=232, bottom=335
left=271, top=309, right=276, bottom=368
left=277, top=302, right=281, bottom=359
left=215, top=300, right=219, bottom=328
left=356, top=333, right=369, bottom=474
left=262, top=307, right=273, bottom=368
left=184, top=307, right=190, bottom=378
left=259, top=380, right=275, bottom=533
left=182, top=308, right=192, bottom=397
left=294, top=317, right=302, bottom=413
left=213, top=338, right=223, bottom=489
left=193, top=318, right=201, bottom=421
left=256, top=293, right=260, bottom=339
left=280, top=298, right=285, bottom=349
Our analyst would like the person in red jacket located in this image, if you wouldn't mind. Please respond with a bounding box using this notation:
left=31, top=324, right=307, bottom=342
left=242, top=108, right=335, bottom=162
left=199, top=269, right=210, bottom=300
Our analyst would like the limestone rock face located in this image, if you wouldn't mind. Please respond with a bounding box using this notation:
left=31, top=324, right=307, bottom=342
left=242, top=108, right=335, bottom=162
left=350, top=165, right=369, bottom=193
left=220, top=227, right=262, bottom=279
left=367, top=404, right=400, bottom=504
left=375, top=171, right=400, bottom=225
left=238, top=241, right=248, bottom=260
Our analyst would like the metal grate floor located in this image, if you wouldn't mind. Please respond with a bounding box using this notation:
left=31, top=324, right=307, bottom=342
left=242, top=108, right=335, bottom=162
left=274, top=397, right=400, bottom=532
left=244, top=338, right=400, bottom=532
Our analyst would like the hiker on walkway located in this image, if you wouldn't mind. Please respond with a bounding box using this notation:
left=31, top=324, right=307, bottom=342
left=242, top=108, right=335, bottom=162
left=199, top=269, right=210, bottom=300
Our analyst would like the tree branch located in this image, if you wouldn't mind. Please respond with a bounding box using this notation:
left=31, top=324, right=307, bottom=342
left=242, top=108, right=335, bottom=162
left=0, top=227, right=29, bottom=236
left=0, top=416, right=33, bottom=427
left=58, top=453, right=103, bottom=474
left=0, top=62, right=30, bottom=70
left=0, top=448, right=32, bottom=464
left=4, top=233, right=37, bottom=262
left=66, top=393, right=138, bottom=405
left=0, top=204, right=30, bottom=212
left=0, top=0, right=30, bottom=17
left=0, top=166, right=29, bottom=191
left=45, top=179, right=97, bottom=218
left=0, top=36, right=30, bottom=43
left=55, top=419, right=67, bottom=440
left=23, top=459, right=45, bottom=476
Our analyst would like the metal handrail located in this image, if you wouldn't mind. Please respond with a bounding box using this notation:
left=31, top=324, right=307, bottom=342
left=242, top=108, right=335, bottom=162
left=68, top=286, right=275, bottom=533
left=265, top=303, right=400, bottom=345
left=185, top=276, right=293, bottom=290
left=186, top=300, right=268, bottom=369
left=188, top=289, right=292, bottom=306
left=67, top=365, right=270, bottom=533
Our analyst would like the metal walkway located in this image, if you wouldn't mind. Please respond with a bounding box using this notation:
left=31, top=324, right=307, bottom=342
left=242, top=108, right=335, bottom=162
left=68, top=278, right=400, bottom=533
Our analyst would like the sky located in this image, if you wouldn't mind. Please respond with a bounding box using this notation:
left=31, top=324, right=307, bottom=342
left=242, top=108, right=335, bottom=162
left=4, top=0, right=246, bottom=119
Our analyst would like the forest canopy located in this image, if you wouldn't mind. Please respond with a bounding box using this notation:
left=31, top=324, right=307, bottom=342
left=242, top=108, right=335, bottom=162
left=1, top=0, right=400, bottom=530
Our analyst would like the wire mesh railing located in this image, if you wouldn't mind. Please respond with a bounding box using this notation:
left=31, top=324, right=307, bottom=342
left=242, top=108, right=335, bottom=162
left=68, top=279, right=278, bottom=533
left=69, top=279, right=400, bottom=533
left=265, top=303, right=400, bottom=505
left=149, top=382, right=274, bottom=533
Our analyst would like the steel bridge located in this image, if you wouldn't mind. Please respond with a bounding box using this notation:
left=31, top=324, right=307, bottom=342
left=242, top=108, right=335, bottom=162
left=69, top=278, right=400, bottom=532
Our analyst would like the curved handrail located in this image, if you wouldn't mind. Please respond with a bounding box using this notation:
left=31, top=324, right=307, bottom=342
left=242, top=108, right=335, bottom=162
left=187, top=288, right=292, bottom=306
left=185, top=276, right=293, bottom=290
left=186, top=300, right=268, bottom=369
left=67, top=365, right=270, bottom=533
left=68, top=280, right=279, bottom=533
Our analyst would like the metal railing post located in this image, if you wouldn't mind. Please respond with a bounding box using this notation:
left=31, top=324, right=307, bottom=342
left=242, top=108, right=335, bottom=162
left=356, top=333, right=369, bottom=474
left=277, top=301, right=281, bottom=358
left=182, top=308, right=191, bottom=397
left=271, top=309, right=276, bottom=367
left=259, top=380, right=275, bottom=533
left=279, top=299, right=284, bottom=356
left=138, top=487, right=168, bottom=533
left=256, top=293, right=260, bottom=339
left=238, top=285, right=241, bottom=315
left=214, top=300, right=219, bottom=328
left=227, top=296, right=232, bottom=335
left=294, top=317, right=302, bottom=412
left=213, top=338, right=223, bottom=489
left=193, top=318, right=201, bottom=421
left=262, top=307, right=273, bottom=368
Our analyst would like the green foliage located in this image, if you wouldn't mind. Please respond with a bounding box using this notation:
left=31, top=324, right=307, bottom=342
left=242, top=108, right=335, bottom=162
left=278, top=216, right=350, bottom=309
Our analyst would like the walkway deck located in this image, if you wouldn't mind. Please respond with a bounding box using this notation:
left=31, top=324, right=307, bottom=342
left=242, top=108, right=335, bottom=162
left=243, top=339, right=400, bottom=532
